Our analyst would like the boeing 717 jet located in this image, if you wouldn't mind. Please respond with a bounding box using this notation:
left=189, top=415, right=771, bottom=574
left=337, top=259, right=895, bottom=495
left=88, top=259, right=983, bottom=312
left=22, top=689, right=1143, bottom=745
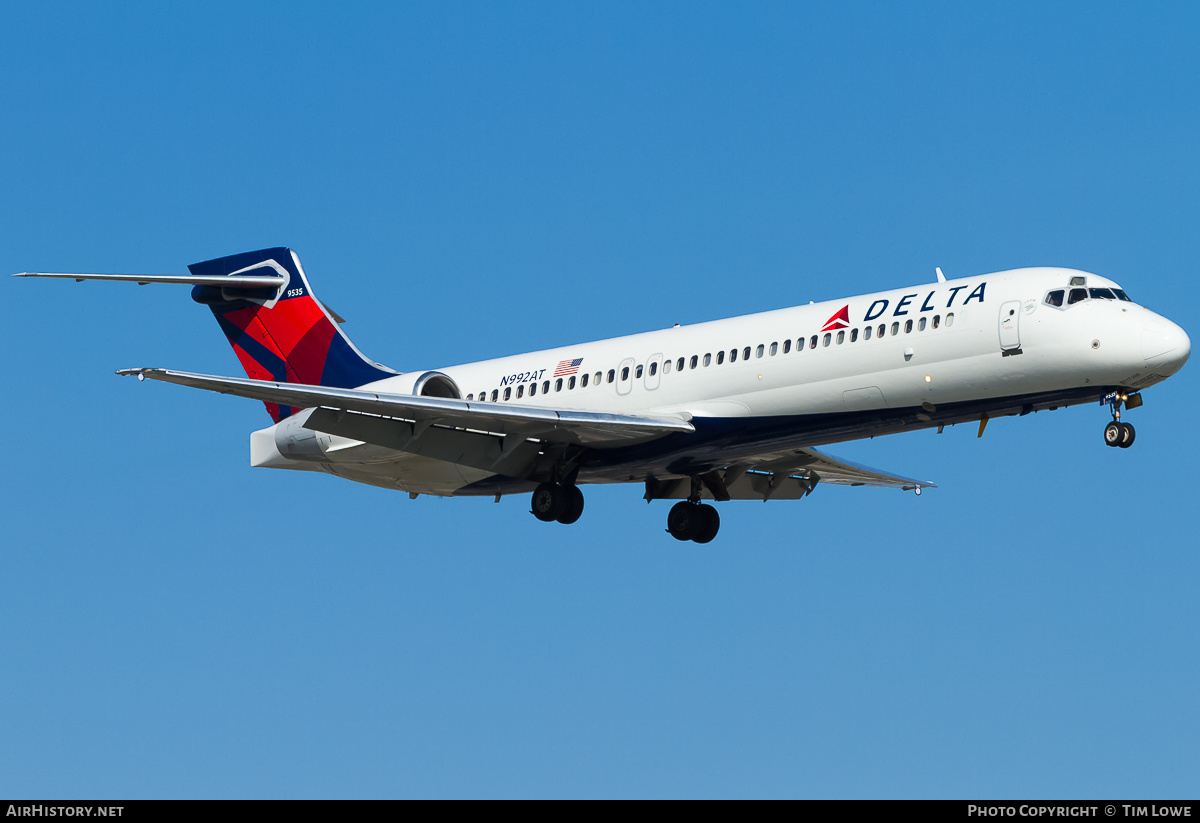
left=15, top=247, right=1190, bottom=542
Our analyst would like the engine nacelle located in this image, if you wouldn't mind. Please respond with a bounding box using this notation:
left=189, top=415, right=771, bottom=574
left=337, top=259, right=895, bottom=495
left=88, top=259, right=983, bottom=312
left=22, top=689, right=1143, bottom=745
left=251, top=409, right=402, bottom=468
left=366, top=370, right=462, bottom=399
left=249, top=371, right=461, bottom=469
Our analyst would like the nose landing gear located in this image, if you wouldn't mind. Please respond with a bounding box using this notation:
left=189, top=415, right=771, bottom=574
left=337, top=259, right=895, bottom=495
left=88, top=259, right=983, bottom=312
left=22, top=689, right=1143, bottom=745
left=1103, top=396, right=1136, bottom=449
left=1103, top=420, right=1136, bottom=448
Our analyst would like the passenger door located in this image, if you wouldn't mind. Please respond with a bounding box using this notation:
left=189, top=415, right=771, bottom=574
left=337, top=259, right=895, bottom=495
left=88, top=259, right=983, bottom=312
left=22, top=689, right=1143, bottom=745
left=998, top=300, right=1021, bottom=352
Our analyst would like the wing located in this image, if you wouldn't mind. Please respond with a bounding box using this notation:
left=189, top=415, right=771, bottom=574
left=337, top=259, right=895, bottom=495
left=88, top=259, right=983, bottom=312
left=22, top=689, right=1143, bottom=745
left=117, top=369, right=931, bottom=495
left=118, top=367, right=694, bottom=446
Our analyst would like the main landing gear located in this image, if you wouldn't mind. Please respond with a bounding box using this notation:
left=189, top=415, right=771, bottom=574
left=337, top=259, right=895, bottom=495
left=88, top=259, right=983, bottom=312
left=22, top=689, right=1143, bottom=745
left=1103, top=395, right=1136, bottom=449
left=666, top=501, right=720, bottom=544
left=530, top=481, right=585, bottom=524
left=531, top=480, right=722, bottom=543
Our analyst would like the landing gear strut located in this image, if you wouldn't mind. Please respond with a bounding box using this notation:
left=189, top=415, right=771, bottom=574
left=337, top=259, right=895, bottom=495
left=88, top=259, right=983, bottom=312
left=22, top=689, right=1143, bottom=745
left=666, top=501, right=720, bottom=543
left=531, top=482, right=585, bottom=524
left=1103, top=398, right=1136, bottom=449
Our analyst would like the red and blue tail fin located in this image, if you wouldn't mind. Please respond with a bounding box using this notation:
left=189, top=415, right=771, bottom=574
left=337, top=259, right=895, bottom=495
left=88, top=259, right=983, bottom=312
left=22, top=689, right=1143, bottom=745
left=190, top=247, right=395, bottom=422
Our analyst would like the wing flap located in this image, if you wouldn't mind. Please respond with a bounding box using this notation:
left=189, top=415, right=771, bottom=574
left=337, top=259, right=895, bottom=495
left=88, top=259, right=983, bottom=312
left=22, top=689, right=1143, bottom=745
left=646, top=447, right=934, bottom=500
left=756, top=447, right=934, bottom=489
left=118, top=367, right=694, bottom=446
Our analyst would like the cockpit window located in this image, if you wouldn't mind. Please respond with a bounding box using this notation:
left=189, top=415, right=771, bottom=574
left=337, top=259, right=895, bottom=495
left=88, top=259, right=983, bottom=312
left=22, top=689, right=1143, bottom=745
left=1113, top=289, right=1133, bottom=302
left=1067, top=288, right=1088, bottom=305
left=1089, top=288, right=1116, bottom=300
left=1045, top=289, right=1064, bottom=307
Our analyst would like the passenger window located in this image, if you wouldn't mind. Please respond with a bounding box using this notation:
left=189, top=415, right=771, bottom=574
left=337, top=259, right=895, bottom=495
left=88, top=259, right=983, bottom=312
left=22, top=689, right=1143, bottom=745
left=810, top=335, right=818, bottom=349
left=783, top=339, right=791, bottom=354
left=716, top=351, right=724, bottom=365
left=517, top=385, right=524, bottom=398
left=743, top=347, right=752, bottom=360
left=635, top=365, right=643, bottom=378
left=555, top=378, right=563, bottom=392
left=797, top=338, right=806, bottom=351
left=663, top=360, right=672, bottom=374
left=529, top=383, right=537, bottom=396
left=823, top=333, right=831, bottom=347
left=756, top=344, right=764, bottom=358
left=677, top=357, right=686, bottom=371
left=891, top=322, right=899, bottom=336
left=877, top=324, right=885, bottom=338
left=1068, top=288, right=1087, bottom=304
left=581, top=373, right=589, bottom=387
left=864, top=326, right=872, bottom=340
left=621, top=366, right=630, bottom=381
left=770, top=342, right=778, bottom=355
left=607, top=370, right=615, bottom=384
left=491, top=389, right=499, bottom=401
left=834, top=330, right=843, bottom=344
left=594, top=372, right=601, bottom=385
left=466, top=393, right=473, bottom=401
left=702, top=354, right=711, bottom=367
left=946, top=313, right=955, bottom=326
left=932, top=315, right=940, bottom=329
left=569, top=376, right=577, bottom=390
left=650, top=361, right=658, bottom=376
left=850, top=328, right=858, bottom=342
left=918, top=317, right=926, bottom=331
left=904, top=319, right=913, bottom=333
left=690, top=355, right=698, bottom=369
left=1045, top=290, right=1064, bottom=307
left=542, top=380, right=550, bottom=394
left=730, top=349, right=738, bottom=362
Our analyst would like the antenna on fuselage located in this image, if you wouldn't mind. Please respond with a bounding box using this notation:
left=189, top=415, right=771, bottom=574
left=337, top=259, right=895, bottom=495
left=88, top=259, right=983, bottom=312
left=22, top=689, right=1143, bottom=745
left=935, top=267, right=946, bottom=283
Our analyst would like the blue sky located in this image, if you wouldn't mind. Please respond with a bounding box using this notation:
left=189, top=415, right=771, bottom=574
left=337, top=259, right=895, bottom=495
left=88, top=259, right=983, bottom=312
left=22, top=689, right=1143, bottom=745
left=2, top=1, right=1197, bottom=798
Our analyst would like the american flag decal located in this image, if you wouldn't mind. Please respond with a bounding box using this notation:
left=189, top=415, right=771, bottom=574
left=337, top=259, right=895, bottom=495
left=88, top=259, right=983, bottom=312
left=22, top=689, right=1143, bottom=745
left=554, top=357, right=584, bottom=377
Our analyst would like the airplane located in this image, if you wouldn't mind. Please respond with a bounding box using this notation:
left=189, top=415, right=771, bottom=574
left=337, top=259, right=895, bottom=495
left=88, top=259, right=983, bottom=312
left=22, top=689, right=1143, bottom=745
left=14, top=247, right=1190, bottom=543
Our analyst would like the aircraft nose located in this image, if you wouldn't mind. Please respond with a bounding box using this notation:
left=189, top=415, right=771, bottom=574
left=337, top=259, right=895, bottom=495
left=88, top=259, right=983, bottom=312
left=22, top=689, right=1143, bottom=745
left=1142, top=319, right=1191, bottom=375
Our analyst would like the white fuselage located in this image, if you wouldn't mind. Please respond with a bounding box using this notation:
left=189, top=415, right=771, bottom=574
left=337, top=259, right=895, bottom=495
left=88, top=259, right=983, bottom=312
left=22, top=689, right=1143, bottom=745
left=258, top=267, right=1190, bottom=496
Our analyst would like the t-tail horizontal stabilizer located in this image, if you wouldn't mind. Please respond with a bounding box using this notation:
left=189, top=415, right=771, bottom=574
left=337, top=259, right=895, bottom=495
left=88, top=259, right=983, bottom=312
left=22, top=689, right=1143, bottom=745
left=11, top=271, right=286, bottom=287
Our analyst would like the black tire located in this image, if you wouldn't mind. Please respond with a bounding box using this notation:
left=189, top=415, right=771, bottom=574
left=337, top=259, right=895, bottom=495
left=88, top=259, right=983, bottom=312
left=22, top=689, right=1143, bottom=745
left=692, top=504, right=720, bottom=544
left=531, top=482, right=565, bottom=522
left=1103, top=421, right=1123, bottom=447
left=1119, top=422, right=1136, bottom=448
left=557, top=485, right=585, bottom=524
left=667, top=501, right=700, bottom=541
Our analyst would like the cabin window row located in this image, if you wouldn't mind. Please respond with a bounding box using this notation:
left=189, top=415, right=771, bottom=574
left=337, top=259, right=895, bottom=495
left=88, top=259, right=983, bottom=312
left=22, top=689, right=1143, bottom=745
left=657, top=312, right=955, bottom=375
left=464, top=312, right=955, bottom=401
left=468, top=371, right=606, bottom=402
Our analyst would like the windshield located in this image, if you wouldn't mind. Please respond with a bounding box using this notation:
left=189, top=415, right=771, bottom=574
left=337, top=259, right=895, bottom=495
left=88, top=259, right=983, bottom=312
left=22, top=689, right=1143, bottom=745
left=1044, top=282, right=1135, bottom=309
